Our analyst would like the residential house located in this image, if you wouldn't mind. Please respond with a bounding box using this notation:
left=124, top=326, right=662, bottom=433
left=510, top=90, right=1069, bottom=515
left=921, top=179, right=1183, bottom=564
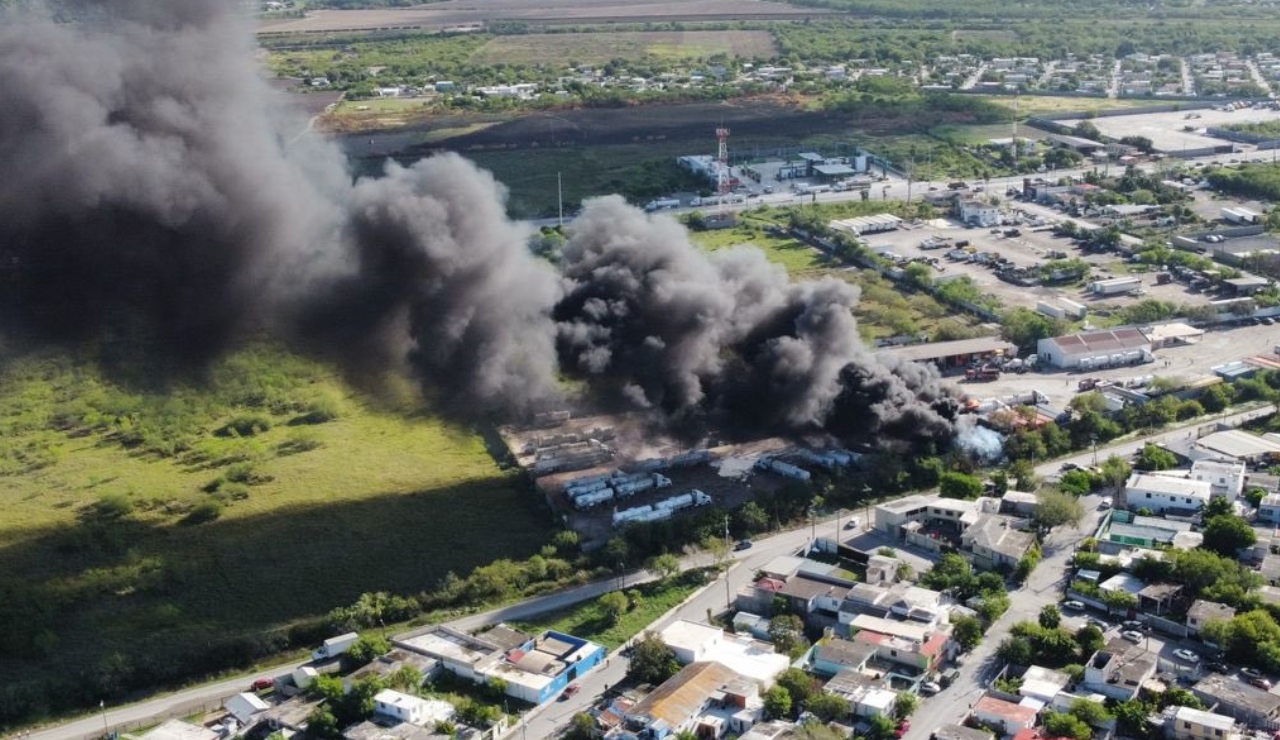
left=344, top=650, right=440, bottom=692
left=972, top=695, right=1039, bottom=735
left=623, top=661, right=764, bottom=740
left=344, top=721, right=467, bottom=740
left=735, top=576, right=787, bottom=615
left=865, top=554, right=902, bottom=586
left=1163, top=705, right=1237, bottom=740
left=1190, top=674, right=1280, bottom=726
left=811, top=638, right=877, bottom=677
left=777, top=573, right=854, bottom=620
left=261, top=697, right=325, bottom=734
left=874, top=494, right=979, bottom=542
left=1258, top=495, right=1280, bottom=526
left=1186, top=600, right=1236, bottom=637
left=1123, top=474, right=1212, bottom=515
left=935, top=725, right=995, bottom=740
left=1105, top=513, right=1196, bottom=548
left=1082, top=639, right=1158, bottom=701
left=838, top=582, right=948, bottom=629
left=132, top=720, right=217, bottom=740
left=373, top=690, right=455, bottom=727
left=822, top=670, right=896, bottom=718
left=1191, top=460, right=1246, bottom=500
left=846, top=615, right=950, bottom=673
left=1019, top=666, right=1072, bottom=704
left=733, top=612, right=772, bottom=641
left=658, top=620, right=789, bottom=685
left=1001, top=491, right=1040, bottom=517
left=1137, top=583, right=1182, bottom=616
left=961, top=513, right=1037, bottom=570
left=224, top=693, right=270, bottom=727
left=394, top=626, right=604, bottom=705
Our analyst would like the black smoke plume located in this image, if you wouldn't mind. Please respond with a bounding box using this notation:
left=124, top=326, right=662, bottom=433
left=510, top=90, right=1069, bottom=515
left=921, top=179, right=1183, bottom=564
left=0, top=0, right=960, bottom=447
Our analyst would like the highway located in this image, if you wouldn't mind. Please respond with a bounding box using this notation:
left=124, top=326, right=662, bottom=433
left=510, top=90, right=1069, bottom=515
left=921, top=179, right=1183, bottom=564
left=21, top=404, right=1273, bottom=740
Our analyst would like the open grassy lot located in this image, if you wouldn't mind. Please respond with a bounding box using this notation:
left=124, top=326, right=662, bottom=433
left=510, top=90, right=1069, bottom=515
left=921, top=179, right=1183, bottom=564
left=0, top=344, right=550, bottom=720
left=689, top=221, right=835, bottom=276
left=511, top=570, right=710, bottom=649
left=471, top=30, right=777, bottom=66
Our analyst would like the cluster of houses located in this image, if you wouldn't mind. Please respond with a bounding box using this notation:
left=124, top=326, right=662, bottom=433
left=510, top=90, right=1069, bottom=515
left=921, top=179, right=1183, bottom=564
left=190, top=626, right=606, bottom=740
left=1187, top=52, right=1269, bottom=97
left=1118, top=54, right=1189, bottom=98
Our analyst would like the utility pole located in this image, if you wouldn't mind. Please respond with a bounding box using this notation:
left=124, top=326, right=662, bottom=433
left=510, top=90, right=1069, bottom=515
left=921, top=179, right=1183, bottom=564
left=100, top=700, right=109, bottom=740
left=557, top=172, right=564, bottom=229
left=723, top=515, right=732, bottom=608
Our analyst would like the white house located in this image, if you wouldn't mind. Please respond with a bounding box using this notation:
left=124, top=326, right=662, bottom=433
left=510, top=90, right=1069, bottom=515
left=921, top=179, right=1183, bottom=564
left=1259, top=494, right=1280, bottom=525
left=1124, top=473, right=1211, bottom=514
left=658, top=620, right=789, bottom=685
left=1164, top=705, right=1238, bottom=740
left=972, top=696, right=1038, bottom=735
left=958, top=200, right=1001, bottom=227
left=372, top=690, right=455, bottom=727
left=1083, top=640, right=1158, bottom=701
left=224, top=693, right=270, bottom=727
left=1190, top=460, right=1247, bottom=500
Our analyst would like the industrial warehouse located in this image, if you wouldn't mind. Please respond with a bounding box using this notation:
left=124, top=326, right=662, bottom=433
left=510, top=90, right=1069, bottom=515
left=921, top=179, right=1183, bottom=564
left=498, top=414, right=863, bottom=546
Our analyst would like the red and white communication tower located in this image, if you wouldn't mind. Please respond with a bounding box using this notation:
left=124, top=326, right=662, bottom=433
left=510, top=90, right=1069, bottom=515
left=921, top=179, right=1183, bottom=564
left=715, top=126, right=731, bottom=204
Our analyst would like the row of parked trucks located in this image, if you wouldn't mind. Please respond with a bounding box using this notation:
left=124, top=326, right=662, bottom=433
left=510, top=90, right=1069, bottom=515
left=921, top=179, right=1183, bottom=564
left=612, top=490, right=714, bottom=527
left=565, top=470, right=674, bottom=510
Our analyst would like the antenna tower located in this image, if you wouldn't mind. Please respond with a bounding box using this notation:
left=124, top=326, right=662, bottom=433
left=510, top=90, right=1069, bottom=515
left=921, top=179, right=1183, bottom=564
left=716, top=126, right=731, bottom=206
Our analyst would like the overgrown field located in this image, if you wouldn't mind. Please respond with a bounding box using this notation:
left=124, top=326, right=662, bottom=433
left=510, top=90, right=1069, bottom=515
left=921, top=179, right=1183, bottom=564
left=471, top=30, right=777, bottom=66
left=0, top=344, right=550, bottom=724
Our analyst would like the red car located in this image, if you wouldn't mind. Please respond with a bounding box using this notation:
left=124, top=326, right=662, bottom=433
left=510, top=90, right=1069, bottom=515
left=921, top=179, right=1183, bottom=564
left=559, top=683, right=581, bottom=701
left=1250, top=677, right=1273, bottom=690
left=896, top=720, right=911, bottom=738
left=251, top=678, right=274, bottom=691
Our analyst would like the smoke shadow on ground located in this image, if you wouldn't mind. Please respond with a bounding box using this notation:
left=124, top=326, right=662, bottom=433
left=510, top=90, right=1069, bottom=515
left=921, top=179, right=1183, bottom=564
left=0, top=476, right=553, bottom=705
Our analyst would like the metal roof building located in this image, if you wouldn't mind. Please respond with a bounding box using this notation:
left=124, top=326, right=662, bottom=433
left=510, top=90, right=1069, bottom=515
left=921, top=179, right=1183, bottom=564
left=882, top=336, right=1017, bottom=367
left=1037, top=328, right=1152, bottom=369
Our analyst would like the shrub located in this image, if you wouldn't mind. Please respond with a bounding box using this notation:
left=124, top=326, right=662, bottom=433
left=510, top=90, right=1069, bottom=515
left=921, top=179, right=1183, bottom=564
left=184, top=500, right=224, bottom=525
left=217, top=414, right=272, bottom=437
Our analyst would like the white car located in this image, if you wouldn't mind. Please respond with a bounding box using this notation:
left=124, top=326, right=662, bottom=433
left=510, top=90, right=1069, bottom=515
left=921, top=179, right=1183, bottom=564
left=1121, top=630, right=1144, bottom=643
left=920, top=681, right=942, bottom=695
left=1173, top=649, right=1200, bottom=663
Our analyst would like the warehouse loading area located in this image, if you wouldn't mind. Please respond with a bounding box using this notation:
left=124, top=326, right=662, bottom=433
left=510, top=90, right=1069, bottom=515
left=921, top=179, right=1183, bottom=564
left=1058, top=106, right=1280, bottom=154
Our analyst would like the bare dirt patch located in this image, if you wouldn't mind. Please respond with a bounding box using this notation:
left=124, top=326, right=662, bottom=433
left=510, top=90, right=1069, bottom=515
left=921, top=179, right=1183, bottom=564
left=470, top=30, right=778, bottom=66
left=258, top=0, right=831, bottom=35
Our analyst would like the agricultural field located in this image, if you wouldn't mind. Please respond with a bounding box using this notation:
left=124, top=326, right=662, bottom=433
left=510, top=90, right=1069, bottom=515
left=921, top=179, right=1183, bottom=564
left=0, top=343, right=550, bottom=719
left=471, top=30, right=777, bottom=66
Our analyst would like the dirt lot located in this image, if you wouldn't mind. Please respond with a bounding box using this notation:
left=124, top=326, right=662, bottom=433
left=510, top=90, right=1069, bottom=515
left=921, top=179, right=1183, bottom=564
left=258, top=0, right=830, bottom=35
left=863, top=216, right=1218, bottom=312
left=1059, top=106, right=1280, bottom=154
left=471, top=30, right=778, bottom=66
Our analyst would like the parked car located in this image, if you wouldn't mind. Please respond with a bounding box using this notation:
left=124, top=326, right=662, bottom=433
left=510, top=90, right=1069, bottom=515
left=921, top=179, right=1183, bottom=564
left=1122, top=620, right=1143, bottom=630
left=560, top=683, right=581, bottom=700
left=1121, top=630, right=1144, bottom=643
left=1262, top=317, right=1276, bottom=326
left=1061, top=462, right=1080, bottom=472
left=734, top=539, right=753, bottom=551
left=1063, top=600, right=1086, bottom=611
left=939, top=668, right=961, bottom=688
left=896, top=720, right=911, bottom=738
left=1250, top=677, right=1273, bottom=690
left=1173, top=649, right=1200, bottom=663
left=920, top=681, right=942, bottom=695
left=1098, top=500, right=1112, bottom=510
left=1089, top=617, right=1113, bottom=631
left=1206, top=662, right=1230, bottom=674
left=251, top=677, right=274, bottom=691
left=1242, top=667, right=1265, bottom=679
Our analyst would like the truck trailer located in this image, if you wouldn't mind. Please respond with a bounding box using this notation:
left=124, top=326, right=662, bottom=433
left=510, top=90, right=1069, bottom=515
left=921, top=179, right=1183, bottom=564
left=755, top=457, right=812, bottom=481
left=1089, top=277, right=1142, bottom=296
left=312, top=632, right=359, bottom=661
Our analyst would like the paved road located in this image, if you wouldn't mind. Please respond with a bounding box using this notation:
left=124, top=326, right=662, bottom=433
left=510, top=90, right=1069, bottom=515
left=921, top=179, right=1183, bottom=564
left=22, top=403, right=1272, bottom=740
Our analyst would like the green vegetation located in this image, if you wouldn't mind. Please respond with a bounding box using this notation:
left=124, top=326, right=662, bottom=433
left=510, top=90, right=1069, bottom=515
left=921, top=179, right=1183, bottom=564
left=920, top=553, right=1010, bottom=623
left=1203, top=609, right=1280, bottom=673
left=1206, top=162, right=1280, bottom=202
left=0, top=344, right=553, bottom=727
left=998, top=620, right=1104, bottom=669
left=514, top=569, right=709, bottom=649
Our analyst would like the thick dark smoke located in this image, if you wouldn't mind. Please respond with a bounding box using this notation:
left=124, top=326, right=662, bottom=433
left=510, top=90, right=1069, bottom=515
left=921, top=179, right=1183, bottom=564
left=0, top=0, right=960, bottom=446
left=558, top=197, right=960, bottom=441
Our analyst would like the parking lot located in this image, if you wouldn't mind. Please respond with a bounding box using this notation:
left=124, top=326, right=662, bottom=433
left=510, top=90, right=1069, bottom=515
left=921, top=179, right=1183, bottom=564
left=1059, top=106, right=1280, bottom=154
left=863, top=216, right=1214, bottom=312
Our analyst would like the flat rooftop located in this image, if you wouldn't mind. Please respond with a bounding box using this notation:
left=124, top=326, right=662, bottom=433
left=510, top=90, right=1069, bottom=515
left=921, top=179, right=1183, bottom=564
left=883, top=336, right=1017, bottom=363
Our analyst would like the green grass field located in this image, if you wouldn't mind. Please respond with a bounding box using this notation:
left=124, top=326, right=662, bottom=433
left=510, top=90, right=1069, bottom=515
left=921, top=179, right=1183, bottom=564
left=511, top=571, right=709, bottom=649
left=471, top=31, right=777, bottom=66
left=689, top=222, right=835, bottom=275
left=0, top=344, right=551, bottom=718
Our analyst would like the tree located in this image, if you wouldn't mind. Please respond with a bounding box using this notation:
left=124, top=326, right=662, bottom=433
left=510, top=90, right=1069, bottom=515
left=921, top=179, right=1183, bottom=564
left=1076, top=624, right=1105, bottom=656
left=1043, top=710, right=1092, bottom=740
left=1203, top=496, right=1233, bottom=519
left=1059, top=469, right=1095, bottom=496
left=939, top=471, right=984, bottom=500
left=735, top=501, right=770, bottom=534
left=1008, top=459, right=1039, bottom=492
left=1098, top=455, right=1133, bottom=491
left=895, top=693, right=919, bottom=718
left=775, top=668, right=818, bottom=712
left=997, top=636, right=1035, bottom=666
left=1158, top=688, right=1205, bottom=710
left=1114, top=699, right=1154, bottom=737
left=628, top=633, right=680, bottom=684
left=646, top=553, right=681, bottom=582
left=807, top=691, right=850, bottom=721
left=867, top=714, right=898, bottom=740
left=1002, top=307, right=1066, bottom=351
left=763, top=685, right=792, bottom=720
left=306, top=706, right=341, bottom=740
left=1200, top=383, right=1234, bottom=413
left=1247, top=487, right=1268, bottom=509
left=1134, top=443, right=1178, bottom=471
left=564, top=713, right=600, bottom=740
left=1103, top=589, right=1138, bottom=616
left=952, top=615, right=984, bottom=651
left=1070, top=698, right=1114, bottom=727
left=1039, top=604, right=1062, bottom=629
left=1202, top=515, right=1257, bottom=557
left=346, top=635, right=390, bottom=665
left=769, top=614, right=808, bottom=657
left=599, top=592, right=629, bottom=625
left=1035, top=489, right=1085, bottom=529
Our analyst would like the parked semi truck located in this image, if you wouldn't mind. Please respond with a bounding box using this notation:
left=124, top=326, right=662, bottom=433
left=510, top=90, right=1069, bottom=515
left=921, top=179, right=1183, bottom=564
left=312, top=632, right=359, bottom=661
left=754, top=457, right=812, bottom=481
